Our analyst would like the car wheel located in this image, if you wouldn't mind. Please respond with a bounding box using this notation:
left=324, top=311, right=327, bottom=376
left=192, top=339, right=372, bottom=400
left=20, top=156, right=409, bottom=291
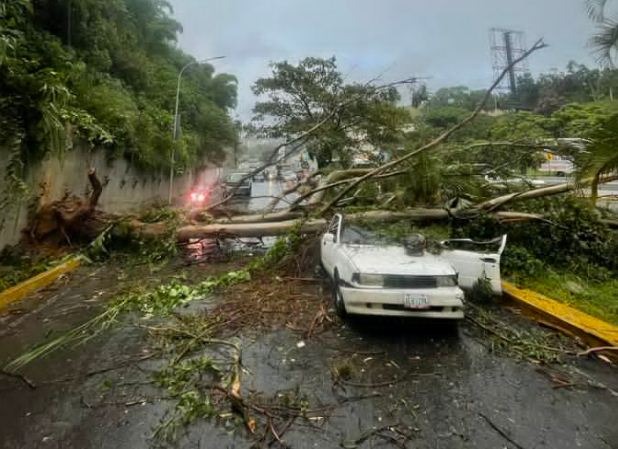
left=332, top=271, right=347, bottom=318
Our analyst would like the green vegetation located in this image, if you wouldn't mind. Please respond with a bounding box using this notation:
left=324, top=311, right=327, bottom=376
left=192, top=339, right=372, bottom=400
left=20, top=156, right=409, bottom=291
left=512, top=268, right=618, bottom=326
left=153, top=355, right=224, bottom=440
left=586, top=0, right=618, bottom=64
left=4, top=225, right=302, bottom=371
left=0, top=0, right=237, bottom=181
left=251, top=56, right=409, bottom=168
left=466, top=305, right=571, bottom=364
left=0, top=254, right=58, bottom=291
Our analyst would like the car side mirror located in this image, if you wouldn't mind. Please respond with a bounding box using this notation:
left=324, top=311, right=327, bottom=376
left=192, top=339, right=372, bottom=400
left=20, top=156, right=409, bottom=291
left=323, top=233, right=335, bottom=244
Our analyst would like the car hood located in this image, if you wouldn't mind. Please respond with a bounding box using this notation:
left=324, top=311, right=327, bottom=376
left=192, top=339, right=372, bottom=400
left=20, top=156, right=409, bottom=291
left=340, top=244, right=456, bottom=276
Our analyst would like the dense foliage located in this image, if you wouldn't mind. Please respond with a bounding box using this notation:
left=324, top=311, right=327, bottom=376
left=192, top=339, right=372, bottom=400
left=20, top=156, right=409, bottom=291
left=453, top=196, right=618, bottom=277
left=250, top=57, right=410, bottom=168
left=0, top=0, right=238, bottom=178
left=391, top=62, right=618, bottom=207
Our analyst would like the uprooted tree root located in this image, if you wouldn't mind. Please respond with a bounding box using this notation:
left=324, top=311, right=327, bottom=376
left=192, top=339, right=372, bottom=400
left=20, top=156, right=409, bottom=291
left=27, top=168, right=107, bottom=245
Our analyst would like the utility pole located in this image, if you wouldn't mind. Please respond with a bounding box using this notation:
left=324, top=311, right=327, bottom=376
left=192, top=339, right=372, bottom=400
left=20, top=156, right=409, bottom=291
left=168, top=56, right=226, bottom=204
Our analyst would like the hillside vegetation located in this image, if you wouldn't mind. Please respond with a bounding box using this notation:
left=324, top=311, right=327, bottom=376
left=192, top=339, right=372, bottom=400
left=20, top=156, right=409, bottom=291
left=0, top=0, right=237, bottom=182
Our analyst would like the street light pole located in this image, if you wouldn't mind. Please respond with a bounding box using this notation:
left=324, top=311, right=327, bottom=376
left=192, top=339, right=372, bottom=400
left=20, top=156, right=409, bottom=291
left=168, top=56, right=226, bottom=204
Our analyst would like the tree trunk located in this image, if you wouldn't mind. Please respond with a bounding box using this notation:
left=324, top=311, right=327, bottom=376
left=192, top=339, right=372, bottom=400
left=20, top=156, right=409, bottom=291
left=175, top=209, right=543, bottom=242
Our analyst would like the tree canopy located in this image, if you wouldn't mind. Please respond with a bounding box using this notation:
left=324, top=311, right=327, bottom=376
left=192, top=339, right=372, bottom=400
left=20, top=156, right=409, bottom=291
left=250, top=57, right=410, bottom=168
left=0, top=0, right=238, bottom=177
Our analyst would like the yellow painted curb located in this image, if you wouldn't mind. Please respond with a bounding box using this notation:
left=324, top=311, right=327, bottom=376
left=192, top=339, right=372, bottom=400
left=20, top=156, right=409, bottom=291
left=0, top=257, right=82, bottom=311
left=502, top=281, right=618, bottom=347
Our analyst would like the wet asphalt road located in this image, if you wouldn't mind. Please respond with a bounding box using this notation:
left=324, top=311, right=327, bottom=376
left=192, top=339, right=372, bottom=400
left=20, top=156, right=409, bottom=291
left=0, top=257, right=617, bottom=449
left=1, top=182, right=617, bottom=448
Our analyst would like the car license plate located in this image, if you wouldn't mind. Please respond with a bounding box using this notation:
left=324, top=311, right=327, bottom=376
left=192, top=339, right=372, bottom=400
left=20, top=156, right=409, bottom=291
left=403, top=294, right=429, bottom=309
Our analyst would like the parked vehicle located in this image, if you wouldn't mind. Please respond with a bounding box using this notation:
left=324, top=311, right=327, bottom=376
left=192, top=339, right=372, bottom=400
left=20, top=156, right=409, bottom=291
left=281, top=171, right=297, bottom=182
left=320, top=214, right=506, bottom=318
left=224, top=172, right=252, bottom=196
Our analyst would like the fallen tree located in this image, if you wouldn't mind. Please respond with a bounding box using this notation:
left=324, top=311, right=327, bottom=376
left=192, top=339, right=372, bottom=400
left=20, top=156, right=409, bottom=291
left=174, top=209, right=545, bottom=241
left=26, top=168, right=616, bottom=247
left=22, top=37, right=618, bottom=249
left=317, top=39, right=548, bottom=214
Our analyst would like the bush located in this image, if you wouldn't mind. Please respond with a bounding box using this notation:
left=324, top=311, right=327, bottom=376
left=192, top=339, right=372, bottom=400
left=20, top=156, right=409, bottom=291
left=502, top=246, right=545, bottom=277
left=467, top=275, right=495, bottom=304
left=452, top=195, right=618, bottom=276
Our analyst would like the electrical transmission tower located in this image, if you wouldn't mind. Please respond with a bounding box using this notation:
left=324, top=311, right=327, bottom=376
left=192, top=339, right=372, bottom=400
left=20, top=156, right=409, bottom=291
left=489, top=28, right=528, bottom=95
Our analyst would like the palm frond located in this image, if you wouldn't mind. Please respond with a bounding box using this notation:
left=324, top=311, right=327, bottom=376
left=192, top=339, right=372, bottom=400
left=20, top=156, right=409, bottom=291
left=4, top=297, right=131, bottom=372
left=590, top=19, right=618, bottom=65
left=577, top=145, right=618, bottom=177
left=586, top=0, right=609, bottom=22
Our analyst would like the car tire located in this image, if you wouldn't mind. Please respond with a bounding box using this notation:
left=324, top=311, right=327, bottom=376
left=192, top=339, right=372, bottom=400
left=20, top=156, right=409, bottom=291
left=332, top=271, right=347, bottom=318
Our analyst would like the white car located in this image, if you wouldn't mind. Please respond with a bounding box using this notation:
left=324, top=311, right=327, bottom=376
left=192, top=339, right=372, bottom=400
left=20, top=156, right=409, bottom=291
left=320, top=214, right=506, bottom=319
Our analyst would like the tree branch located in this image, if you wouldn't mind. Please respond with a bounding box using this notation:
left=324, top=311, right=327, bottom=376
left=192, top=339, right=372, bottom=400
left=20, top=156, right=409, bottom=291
left=209, top=77, right=426, bottom=211
left=474, top=174, right=618, bottom=211
left=318, top=38, right=548, bottom=214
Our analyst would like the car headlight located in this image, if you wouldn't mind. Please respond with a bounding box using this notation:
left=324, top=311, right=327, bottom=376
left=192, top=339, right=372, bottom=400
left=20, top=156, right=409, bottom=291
left=436, top=275, right=458, bottom=287
left=352, top=273, right=384, bottom=287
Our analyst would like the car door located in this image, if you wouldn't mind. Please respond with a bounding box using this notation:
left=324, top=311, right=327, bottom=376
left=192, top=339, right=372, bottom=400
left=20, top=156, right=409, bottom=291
left=321, top=214, right=342, bottom=277
left=440, top=235, right=507, bottom=294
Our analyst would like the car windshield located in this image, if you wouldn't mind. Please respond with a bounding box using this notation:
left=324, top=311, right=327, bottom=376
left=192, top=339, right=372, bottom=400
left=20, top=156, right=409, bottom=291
left=227, top=173, right=248, bottom=182
left=340, top=224, right=393, bottom=245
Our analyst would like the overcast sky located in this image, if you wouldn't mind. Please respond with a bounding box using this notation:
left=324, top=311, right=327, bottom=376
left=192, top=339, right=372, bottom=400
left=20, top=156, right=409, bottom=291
left=169, top=0, right=599, bottom=120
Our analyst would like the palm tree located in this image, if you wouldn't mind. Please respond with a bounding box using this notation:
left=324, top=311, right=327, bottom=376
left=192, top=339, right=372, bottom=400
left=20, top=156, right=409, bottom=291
left=571, top=102, right=618, bottom=202
left=587, top=0, right=618, bottom=64
left=581, top=2, right=618, bottom=202
left=580, top=120, right=618, bottom=202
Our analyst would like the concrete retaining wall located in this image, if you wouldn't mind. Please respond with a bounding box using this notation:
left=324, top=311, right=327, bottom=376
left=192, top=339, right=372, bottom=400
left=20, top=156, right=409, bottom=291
left=0, top=146, right=221, bottom=250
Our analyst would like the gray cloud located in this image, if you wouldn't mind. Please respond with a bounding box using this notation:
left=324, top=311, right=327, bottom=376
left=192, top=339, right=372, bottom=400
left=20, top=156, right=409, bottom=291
left=170, top=0, right=597, bottom=119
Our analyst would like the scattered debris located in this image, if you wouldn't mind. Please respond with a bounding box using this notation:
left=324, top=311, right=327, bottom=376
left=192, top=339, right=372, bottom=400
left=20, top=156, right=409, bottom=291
left=479, top=412, right=527, bottom=449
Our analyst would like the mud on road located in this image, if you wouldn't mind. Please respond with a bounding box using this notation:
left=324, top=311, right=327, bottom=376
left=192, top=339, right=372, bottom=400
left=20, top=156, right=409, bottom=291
left=0, top=252, right=617, bottom=449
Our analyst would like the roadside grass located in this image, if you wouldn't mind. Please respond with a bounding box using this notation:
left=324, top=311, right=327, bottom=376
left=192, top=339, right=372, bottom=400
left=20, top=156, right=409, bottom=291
left=508, top=269, right=618, bottom=326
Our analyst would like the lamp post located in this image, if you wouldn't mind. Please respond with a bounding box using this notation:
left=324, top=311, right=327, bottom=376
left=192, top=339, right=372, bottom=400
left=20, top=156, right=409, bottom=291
left=168, top=56, right=226, bottom=204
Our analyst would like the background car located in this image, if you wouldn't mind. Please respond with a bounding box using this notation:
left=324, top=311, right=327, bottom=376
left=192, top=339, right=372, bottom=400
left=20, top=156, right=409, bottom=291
left=224, top=172, right=252, bottom=196
left=281, top=171, right=297, bottom=182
